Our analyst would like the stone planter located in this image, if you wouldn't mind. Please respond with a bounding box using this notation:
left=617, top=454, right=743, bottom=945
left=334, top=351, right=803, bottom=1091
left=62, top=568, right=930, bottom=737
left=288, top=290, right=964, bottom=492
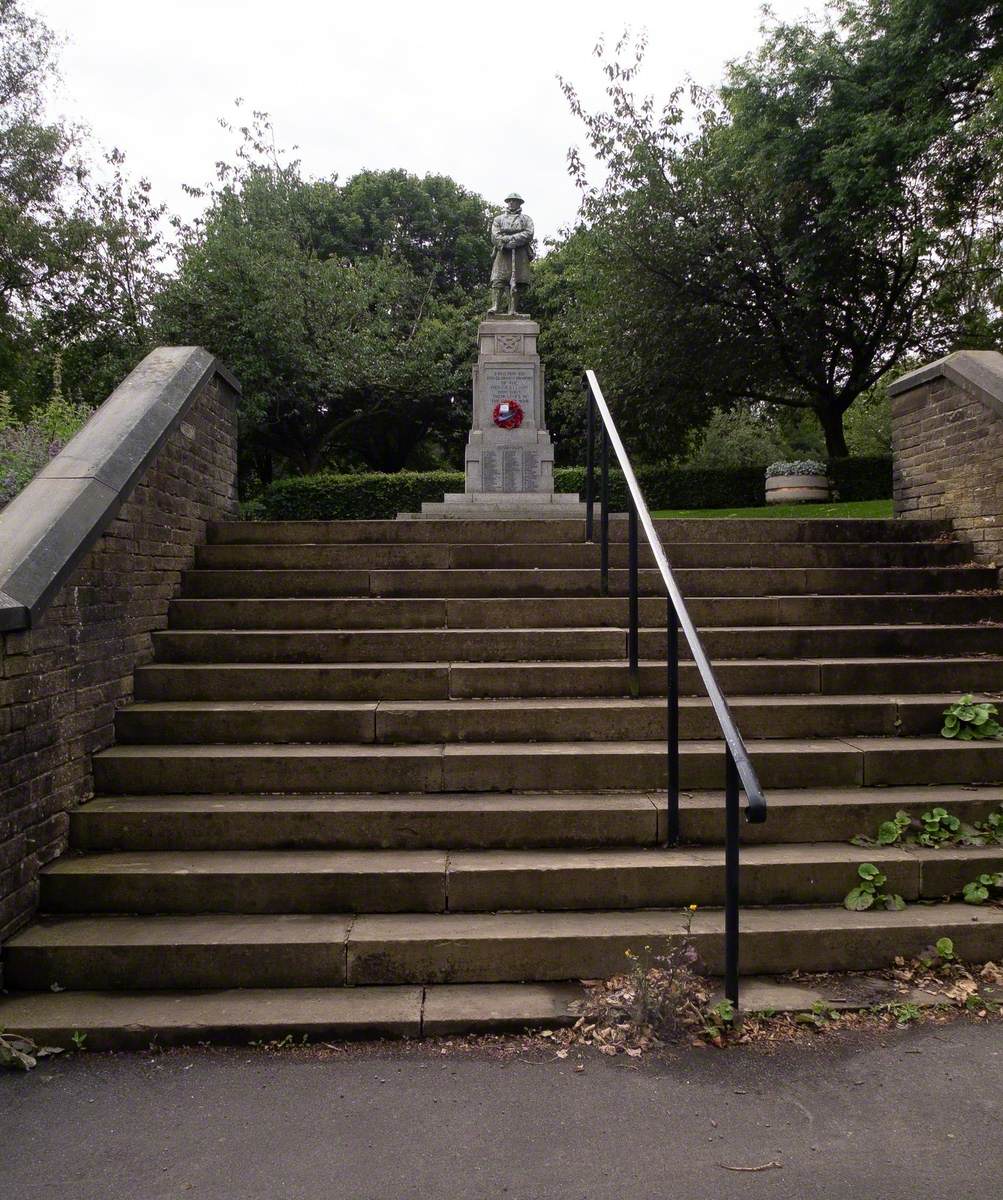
left=765, top=473, right=829, bottom=504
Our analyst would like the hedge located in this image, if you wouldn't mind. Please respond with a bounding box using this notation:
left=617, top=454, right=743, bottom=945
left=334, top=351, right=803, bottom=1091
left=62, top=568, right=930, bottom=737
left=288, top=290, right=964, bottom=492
left=245, top=457, right=892, bottom=520
left=827, top=456, right=893, bottom=502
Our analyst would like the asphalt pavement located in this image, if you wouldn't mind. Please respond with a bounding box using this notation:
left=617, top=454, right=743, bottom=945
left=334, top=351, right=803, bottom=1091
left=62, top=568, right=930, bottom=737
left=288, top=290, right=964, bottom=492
left=2, top=1019, right=1001, bottom=1199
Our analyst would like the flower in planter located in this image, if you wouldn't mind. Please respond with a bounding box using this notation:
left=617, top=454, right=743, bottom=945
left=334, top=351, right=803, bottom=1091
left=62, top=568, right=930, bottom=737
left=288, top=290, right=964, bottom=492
left=764, top=460, right=828, bottom=478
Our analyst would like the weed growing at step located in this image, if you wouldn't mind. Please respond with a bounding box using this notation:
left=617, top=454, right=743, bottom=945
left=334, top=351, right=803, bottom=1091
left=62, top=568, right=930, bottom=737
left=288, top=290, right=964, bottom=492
left=844, top=863, right=906, bottom=911
left=851, top=802, right=1003, bottom=849
left=703, top=999, right=737, bottom=1044
left=568, top=939, right=712, bottom=1054
left=852, top=809, right=913, bottom=847
left=546, top=942, right=1003, bottom=1059
left=922, top=936, right=958, bottom=967
left=916, top=806, right=962, bottom=846
left=941, top=695, right=1003, bottom=740
left=962, top=872, right=1003, bottom=904
left=794, top=1000, right=838, bottom=1029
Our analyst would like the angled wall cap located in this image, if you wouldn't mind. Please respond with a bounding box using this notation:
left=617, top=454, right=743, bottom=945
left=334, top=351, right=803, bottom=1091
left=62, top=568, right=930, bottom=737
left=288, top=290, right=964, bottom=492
left=0, top=346, right=239, bottom=633
left=888, top=349, right=1003, bottom=421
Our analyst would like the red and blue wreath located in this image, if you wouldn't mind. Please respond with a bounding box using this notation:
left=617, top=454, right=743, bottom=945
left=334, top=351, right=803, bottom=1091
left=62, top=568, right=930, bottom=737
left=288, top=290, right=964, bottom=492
left=492, top=399, right=524, bottom=429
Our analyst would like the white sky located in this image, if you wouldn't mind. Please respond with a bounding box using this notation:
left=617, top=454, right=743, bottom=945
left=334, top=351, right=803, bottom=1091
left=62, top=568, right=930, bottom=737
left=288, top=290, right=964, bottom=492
left=37, top=0, right=828, bottom=243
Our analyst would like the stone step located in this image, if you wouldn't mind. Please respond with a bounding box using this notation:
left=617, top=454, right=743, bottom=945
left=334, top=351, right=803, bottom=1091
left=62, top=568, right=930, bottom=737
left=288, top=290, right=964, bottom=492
left=150, top=624, right=1003, bottom=664
left=91, top=737, right=1003, bottom=795
left=0, top=983, right=581, bottom=1050
left=113, top=694, right=976, bottom=746
left=68, top=786, right=1003, bottom=851
left=69, top=793, right=662, bottom=850
left=151, top=627, right=629, bottom=664
left=179, top=565, right=996, bottom=599
left=206, top=518, right=952, bottom=546
left=166, top=593, right=1003, bottom=631
left=132, top=656, right=1003, bottom=701
left=342, top=904, right=1003, bottom=984
left=194, top=540, right=969, bottom=571
left=35, top=844, right=1003, bottom=916
left=6, top=903, right=1002, bottom=991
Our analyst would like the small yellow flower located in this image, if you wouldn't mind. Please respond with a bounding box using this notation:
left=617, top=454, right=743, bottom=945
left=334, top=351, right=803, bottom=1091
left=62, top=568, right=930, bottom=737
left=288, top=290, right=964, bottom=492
left=688, top=904, right=698, bottom=912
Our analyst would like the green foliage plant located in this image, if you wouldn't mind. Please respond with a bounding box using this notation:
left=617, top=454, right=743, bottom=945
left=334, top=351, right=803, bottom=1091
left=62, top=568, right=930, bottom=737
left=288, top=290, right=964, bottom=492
left=851, top=809, right=912, bottom=848
left=844, top=862, right=906, bottom=912
left=0, top=370, right=93, bottom=507
left=888, top=1002, right=922, bottom=1025
left=961, top=872, right=1003, bottom=905
left=916, top=937, right=956, bottom=971
left=917, top=806, right=962, bottom=847
left=852, top=803, right=1003, bottom=850
left=683, top=406, right=789, bottom=470
left=972, top=805, right=1003, bottom=846
left=795, top=999, right=839, bottom=1028
left=702, top=998, right=736, bottom=1042
left=941, top=695, right=1003, bottom=741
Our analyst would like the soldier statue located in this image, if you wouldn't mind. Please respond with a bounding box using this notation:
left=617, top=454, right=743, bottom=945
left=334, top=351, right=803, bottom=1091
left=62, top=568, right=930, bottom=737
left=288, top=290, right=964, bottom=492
left=489, top=192, right=534, bottom=315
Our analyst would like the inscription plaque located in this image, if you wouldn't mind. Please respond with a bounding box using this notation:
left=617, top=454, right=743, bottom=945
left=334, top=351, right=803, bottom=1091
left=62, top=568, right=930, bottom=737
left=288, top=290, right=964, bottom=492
left=486, top=365, right=534, bottom=412
left=500, top=448, right=520, bottom=492
left=523, top=451, right=540, bottom=491
left=481, top=449, right=500, bottom=492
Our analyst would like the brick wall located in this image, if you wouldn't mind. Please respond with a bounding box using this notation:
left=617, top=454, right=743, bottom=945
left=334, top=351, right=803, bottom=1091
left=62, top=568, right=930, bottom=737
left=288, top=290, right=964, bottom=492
left=0, top=374, right=238, bottom=944
left=891, top=352, right=1003, bottom=574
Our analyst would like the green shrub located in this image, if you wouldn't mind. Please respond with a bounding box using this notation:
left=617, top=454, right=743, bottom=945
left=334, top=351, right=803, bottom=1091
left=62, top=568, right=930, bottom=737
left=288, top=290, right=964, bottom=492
left=249, top=456, right=893, bottom=521
left=828, top=456, right=892, bottom=502
left=683, top=406, right=789, bottom=469
left=252, top=470, right=466, bottom=520
left=0, top=390, right=94, bottom=509
left=555, top=465, right=766, bottom=510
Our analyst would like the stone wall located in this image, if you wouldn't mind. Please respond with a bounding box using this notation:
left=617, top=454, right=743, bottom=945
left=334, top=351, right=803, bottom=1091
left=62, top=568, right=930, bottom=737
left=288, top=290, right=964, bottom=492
left=0, top=370, right=238, bottom=944
left=890, top=350, right=1003, bottom=572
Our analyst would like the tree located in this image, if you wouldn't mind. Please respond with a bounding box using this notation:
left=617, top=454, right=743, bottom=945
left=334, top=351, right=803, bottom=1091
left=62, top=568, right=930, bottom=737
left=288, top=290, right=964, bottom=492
left=0, top=0, right=165, bottom=411
left=156, top=115, right=486, bottom=484
left=531, top=234, right=595, bottom=466
left=324, top=169, right=494, bottom=296
left=562, top=2, right=1003, bottom=456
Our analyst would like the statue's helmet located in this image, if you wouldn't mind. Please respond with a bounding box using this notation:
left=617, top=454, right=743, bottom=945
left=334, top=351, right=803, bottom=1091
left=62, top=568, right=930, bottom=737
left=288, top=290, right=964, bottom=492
left=504, top=192, right=524, bottom=203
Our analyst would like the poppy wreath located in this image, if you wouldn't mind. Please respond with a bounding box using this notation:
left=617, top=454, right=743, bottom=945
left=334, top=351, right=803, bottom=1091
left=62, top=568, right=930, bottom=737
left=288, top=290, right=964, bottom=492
left=492, top=399, right=524, bottom=429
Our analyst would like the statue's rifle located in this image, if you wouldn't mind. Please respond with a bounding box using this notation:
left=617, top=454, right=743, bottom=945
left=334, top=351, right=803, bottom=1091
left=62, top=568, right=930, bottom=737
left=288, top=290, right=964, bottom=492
left=508, top=222, right=518, bottom=314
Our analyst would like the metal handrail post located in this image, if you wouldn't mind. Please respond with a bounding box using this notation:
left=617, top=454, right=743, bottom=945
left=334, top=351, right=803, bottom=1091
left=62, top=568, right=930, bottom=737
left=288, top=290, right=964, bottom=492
left=627, top=497, right=639, bottom=697
left=584, top=383, right=595, bottom=542
left=724, top=746, right=740, bottom=1005
left=599, top=427, right=610, bottom=597
left=666, top=595, right=680, bottom=845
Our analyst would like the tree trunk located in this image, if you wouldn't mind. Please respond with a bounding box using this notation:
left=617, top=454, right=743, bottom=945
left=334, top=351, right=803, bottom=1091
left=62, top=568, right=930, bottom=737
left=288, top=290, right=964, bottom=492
left=253, top=445, right=273, bottom=486
left=818, top=404, right=849, bottom=458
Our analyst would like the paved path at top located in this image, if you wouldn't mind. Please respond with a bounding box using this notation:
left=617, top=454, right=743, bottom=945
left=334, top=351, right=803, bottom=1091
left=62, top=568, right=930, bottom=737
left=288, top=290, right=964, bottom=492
left=1, top=1021, right=1001, bottom=1200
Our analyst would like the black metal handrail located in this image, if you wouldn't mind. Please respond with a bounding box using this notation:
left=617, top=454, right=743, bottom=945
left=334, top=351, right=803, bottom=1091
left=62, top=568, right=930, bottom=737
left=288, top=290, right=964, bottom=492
left=583, top=369, right=767, bottom=1005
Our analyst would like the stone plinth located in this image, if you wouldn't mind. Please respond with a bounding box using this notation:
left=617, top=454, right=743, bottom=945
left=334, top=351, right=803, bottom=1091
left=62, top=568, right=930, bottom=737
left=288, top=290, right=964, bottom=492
left=413, top=317, right=584, bottom=519
left=413, top=491, right=586, bottom=519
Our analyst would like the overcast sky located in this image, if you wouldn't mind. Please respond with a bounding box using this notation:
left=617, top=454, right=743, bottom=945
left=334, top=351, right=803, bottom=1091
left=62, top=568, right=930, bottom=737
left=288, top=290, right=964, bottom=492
left=38, top=0, right=828, bottom=243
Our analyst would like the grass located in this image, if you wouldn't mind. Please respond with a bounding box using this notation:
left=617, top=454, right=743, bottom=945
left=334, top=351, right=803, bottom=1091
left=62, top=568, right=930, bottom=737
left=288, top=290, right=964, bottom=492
left=649, top=498, right=893, bottom=520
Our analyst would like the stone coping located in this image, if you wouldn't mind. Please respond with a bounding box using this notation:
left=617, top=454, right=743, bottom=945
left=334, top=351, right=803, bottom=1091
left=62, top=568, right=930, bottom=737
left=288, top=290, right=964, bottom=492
left=0, top=346, right=239, bottom=633
left=887, top=348, right=1003, bottom=420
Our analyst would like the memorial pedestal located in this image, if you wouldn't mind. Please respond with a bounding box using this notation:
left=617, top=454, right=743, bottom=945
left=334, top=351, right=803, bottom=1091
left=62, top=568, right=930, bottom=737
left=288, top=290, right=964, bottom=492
left=413, top=317, right=585, bottom=520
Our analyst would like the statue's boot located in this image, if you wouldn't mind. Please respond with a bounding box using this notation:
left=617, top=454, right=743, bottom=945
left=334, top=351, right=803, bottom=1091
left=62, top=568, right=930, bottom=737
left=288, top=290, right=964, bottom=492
left=488, top=286, right=504, bottom=314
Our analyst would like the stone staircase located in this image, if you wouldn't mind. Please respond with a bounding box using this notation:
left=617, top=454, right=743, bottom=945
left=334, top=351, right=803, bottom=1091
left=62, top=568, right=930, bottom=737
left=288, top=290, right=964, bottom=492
left=3, top=515, right=1003, bottom=1047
